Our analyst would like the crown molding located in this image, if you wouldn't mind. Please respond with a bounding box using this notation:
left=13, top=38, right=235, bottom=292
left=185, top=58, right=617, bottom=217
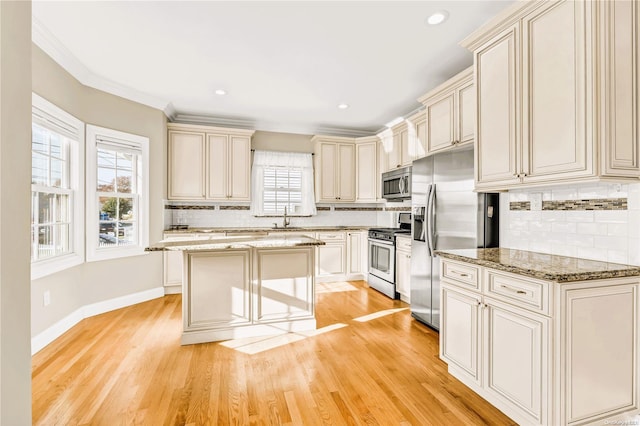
left=32, top=17, right=172, bottom=114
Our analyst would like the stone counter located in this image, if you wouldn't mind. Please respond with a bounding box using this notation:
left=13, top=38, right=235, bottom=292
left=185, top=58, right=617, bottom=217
left=146, top=235, right=325, bottom=252
left=435, top=247, right=640, bottom=282
left=164, top=226, right=371, bottom=235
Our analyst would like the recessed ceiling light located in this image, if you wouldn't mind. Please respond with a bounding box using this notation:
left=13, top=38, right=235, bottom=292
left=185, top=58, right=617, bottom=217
left=337, top=103, right=349, bottom=109
left=425, top=10, right=449, bottom=26
left=215, top=89, right=227, bottom=95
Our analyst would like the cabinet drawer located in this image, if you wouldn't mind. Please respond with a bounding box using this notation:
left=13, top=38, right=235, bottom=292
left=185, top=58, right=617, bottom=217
left=317, top=232, right=346, bottom=241
left=485, top=269, right=549, bottom=315
left=396, top=236, right=412, bottom=252
left=441, top=260, right=480, bottom=290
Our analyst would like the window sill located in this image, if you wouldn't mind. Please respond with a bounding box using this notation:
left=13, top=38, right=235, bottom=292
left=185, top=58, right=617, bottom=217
left=87, top=246, right=149, bottom=263
left=31, top=253, right=84, bottom=280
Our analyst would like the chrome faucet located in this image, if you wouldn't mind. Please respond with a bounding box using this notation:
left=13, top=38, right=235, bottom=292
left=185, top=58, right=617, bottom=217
left=283, top=206, right=291, bottom=228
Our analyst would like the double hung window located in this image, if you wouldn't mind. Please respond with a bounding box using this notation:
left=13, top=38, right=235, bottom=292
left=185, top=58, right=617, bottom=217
left=86, top=125, right=149, bottom=261
left=31, top=94, right=84, bottom=279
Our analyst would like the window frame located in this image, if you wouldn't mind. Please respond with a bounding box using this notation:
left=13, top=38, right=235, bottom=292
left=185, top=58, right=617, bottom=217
left=31, top=93, right=85, bottom=280
left=86, top=125, right=149, bottom=262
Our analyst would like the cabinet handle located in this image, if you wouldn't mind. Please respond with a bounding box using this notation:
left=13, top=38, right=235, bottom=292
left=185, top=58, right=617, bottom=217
left=500, top=284, right=527, bottom=295
left=451, top=270, right=470, bottom=278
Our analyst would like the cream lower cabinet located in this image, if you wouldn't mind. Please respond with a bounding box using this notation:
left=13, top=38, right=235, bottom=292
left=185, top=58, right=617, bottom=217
left=395, top=235, right=411, bottom=302
left=316, top=231, right=367, bottom=283
left=182, top=246, right=316, bottom=344
left=463, top=0, right=640, bottom=191
left=440, top=258, right=640, bottom=425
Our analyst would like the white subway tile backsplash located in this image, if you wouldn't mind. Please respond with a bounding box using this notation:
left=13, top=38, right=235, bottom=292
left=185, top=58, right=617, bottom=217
left=502, top=182, right=639, bottom=265
left=576, top=222, right=607, bottom=236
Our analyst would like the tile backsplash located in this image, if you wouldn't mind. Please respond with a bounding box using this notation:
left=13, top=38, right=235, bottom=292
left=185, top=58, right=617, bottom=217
left=500, top=183, right=640, bottom=265
left=164, top=201, right=411, bottom=230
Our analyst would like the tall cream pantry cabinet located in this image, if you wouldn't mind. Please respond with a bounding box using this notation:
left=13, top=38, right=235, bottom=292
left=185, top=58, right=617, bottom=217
left=462, top=0, right=640, bottom=191
left=167, top=123, right=254, bottom=201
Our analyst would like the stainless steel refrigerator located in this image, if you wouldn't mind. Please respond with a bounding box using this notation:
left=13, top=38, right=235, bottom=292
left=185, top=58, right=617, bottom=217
left=410, top=148, right=499, bottom=330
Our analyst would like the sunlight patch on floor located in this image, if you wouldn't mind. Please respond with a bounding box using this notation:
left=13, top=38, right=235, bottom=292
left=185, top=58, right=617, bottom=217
left=219, top=323, right=348, bottom=355
left=352, top=308, right=409, bottom=323
left=316, top=281, right=359, bottom=293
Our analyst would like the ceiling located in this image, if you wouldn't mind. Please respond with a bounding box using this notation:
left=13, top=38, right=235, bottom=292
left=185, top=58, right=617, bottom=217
left=32, top=1, right=514, bottom=137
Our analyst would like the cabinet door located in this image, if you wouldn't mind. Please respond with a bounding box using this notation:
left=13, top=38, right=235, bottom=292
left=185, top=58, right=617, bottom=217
left=600, top=0, right=640, bottom=177
left=414, top=118, right=427, bottom=159
left=475, top=25, right=521, bottom=188
left=228, top=135, right=251, bottom=200
left=337, top=143, right=356, bottom=201
left=484, top=300, right=549, bottom=425
left=426, top=93, right=455, bottom=154
left=356, top=142, right=378, bottom=202
left=164, top=251, right=183, bottom=287
left=457, top=80, right=475, bottom=146
left=388, top=133, right=402, bottom=170
left=563, top=284, right=639, bottom=424
left=400, top=128, right=412, bottom=166
left=395, top=249, right=411, bottom=301
left=254, top=248, right=314, bottom=322
left=184, top=250, right=251, bottom=330
left=206, top=134, right=228, bottom=200
left=521, top=0, right=592, bottom=181
left=168, top=130, right=205, bottom=199
left=317, top=142, right=337, bottom=202
left=440, top=284, right=482, bottom=385
left=347, top=231, right=362, bottom=275
left=317, top=243, right=346, bottom=276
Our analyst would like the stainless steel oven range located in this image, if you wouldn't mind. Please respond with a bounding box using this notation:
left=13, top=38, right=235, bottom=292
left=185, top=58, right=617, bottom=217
left=367, top=212, right=411, bottom=299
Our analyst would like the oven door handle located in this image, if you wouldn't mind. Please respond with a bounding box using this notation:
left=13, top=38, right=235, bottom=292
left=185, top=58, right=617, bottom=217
left=368, top=238, right=394, bottom=246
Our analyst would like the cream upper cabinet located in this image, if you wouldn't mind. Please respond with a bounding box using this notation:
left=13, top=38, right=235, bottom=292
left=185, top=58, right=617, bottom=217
left=418, top=67, right=475, bottom=156
left=408, top=110, right=427, bottom=160
left=313, top=136, right=356, bottom=203
left=355, top=137, right=379, bottom=202
left=462, top=0, right=640, bottom=191
left=206, top=133, right=251, bottom=201
left=167, top=123, right=254, bottom=201
left=168, top=130, right=206, bottom=200
left=387, top=121, right=413, bottom=169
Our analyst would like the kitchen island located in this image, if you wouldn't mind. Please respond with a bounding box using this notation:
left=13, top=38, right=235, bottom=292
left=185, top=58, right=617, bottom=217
left=147, top=235, right=325, bottom=344
left=435, top=248, right=640, bottom=426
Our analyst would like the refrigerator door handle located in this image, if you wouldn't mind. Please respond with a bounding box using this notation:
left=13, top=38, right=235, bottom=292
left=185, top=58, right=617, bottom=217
left=427, top=184, right=436, bottom=254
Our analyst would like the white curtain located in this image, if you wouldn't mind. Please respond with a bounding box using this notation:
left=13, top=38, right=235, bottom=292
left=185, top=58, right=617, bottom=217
left=250, top=150, right=317, bottom=216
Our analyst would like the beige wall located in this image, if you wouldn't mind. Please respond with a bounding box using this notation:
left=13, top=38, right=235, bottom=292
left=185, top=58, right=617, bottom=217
left=252, top=130, right=313, bottom=153
left=1, top=2, right=32, bottom=423
left=31, top=45, right=167, bottom=335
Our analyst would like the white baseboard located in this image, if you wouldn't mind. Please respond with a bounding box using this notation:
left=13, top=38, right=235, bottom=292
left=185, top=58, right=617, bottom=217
left=31, top=286, right=164, bottom=355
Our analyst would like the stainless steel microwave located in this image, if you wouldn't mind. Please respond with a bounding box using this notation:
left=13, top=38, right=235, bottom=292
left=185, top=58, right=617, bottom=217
left=382, top=166, right=411, bottom=201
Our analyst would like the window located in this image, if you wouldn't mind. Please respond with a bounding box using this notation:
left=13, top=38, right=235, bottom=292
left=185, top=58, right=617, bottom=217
left=86, top=125, right=149, bottom=261
left=31, top=94, right=84, bottom=279
left=263, top=167, right=303, bottom=214
left=250, top=150, right=316, bottom=216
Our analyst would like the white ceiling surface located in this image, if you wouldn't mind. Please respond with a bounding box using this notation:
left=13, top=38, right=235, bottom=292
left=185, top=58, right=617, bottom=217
left=32, top=1, right=513, bottom=137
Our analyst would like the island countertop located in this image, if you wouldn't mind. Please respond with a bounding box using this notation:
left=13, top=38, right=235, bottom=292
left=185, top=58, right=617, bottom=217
left=435, top=247, right=640, bottom=283
left=146, top=235, right=325, bottom=252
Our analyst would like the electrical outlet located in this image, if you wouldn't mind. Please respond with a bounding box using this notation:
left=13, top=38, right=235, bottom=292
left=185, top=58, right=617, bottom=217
left=43, top=290, right=51, bottom=307
left=530, top=193, right=543, bottom=211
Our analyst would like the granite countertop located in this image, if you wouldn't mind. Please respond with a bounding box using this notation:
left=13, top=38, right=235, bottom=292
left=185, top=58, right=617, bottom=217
left=435, top=248, right=640, bottom=283
left=146, top=235, right=325, bottom=252
left=164, top=226, right=370, bottom=234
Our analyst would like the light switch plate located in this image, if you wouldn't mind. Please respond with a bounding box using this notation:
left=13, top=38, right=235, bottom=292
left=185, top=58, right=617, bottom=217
left=530, top=193, right=542, bottom=211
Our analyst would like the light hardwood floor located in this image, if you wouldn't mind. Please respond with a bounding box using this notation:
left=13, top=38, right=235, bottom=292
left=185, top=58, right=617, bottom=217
left=32, top=281, right=515, bottom=425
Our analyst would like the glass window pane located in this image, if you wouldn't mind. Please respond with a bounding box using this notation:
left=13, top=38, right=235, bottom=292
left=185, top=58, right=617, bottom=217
left=55, top=194, right=69, bottom=223
left=51, top=158, right=64, bottom=188
left=38, top=192, right=55, bottom=224
left=97, top=148, right=116, bottom=168
left=32, top=152, right=48, bottom=185
left=120, top=198, right=135, bottom=221
left=38, top=226, right=54, bottom=259
left=97, top=167, right=116, bottom=192
left=117, top=152, right=132, bottom=171
left=49, top=133, right=62, bottom=158
left=116, top=171, right=132, bottom=193
left=31, top=192, right=37, bottom=225
left=118, top=222, right=136, bottom=246
left=32, top=125, right=48, bottom=154
left=55, top=224, right=70, bottom=255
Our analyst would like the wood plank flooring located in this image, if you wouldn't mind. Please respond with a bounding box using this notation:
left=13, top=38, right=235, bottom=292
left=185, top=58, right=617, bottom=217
left=32, top=280, right=516, bottom=425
